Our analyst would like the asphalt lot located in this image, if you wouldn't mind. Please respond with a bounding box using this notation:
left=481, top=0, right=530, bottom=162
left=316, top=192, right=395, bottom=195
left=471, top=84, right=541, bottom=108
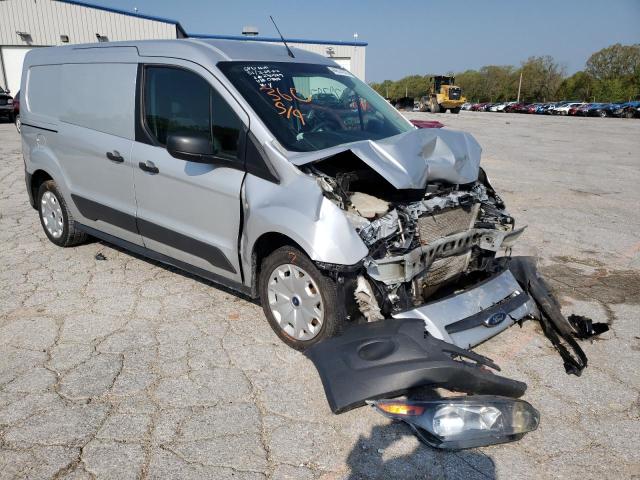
left=0, top=112, right=639, bottom=480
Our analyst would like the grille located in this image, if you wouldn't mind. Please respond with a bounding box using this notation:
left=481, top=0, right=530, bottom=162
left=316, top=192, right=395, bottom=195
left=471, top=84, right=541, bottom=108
left=418, top=204, right=479, bottom=287
left=449, top=88, right=461, bottom=100
left=0, top=98, right=6, bottom=106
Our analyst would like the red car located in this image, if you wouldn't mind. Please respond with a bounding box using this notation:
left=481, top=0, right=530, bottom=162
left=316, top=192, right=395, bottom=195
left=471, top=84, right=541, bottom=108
left=568, top=104, right=583, bottom=116
left=13, top=90, right=20, bottom=132
left=506, top=103, right=530, bottom=113
left=470, top=102, right=489, bottom=111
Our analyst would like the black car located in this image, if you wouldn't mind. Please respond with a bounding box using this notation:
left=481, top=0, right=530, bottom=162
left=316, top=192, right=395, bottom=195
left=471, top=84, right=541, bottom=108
left=587, top=103, right=623, bottom=117
left=0, top=86, right=15, bottom=122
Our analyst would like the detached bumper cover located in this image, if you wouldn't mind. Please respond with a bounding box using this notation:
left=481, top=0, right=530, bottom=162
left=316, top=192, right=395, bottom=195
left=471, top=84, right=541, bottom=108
left=393, top=269, right=539, bottom=349
left=305, top=318, right=526, bottom=414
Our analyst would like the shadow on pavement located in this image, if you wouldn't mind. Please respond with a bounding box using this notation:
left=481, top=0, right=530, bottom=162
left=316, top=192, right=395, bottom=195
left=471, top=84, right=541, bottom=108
left=345, top=416, right=496, bottom=479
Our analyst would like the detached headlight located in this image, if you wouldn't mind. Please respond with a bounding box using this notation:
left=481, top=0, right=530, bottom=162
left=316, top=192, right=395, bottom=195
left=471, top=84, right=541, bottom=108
left=370, top=396, right=539, bottom=450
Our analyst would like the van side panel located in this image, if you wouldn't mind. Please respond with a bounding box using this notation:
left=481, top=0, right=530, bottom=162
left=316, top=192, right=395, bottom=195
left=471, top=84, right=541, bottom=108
left=59, top=63, right=136, bottom=140
left=25, top=65, right=62, bottom=128
left=23, top=58, right=141, bottom=247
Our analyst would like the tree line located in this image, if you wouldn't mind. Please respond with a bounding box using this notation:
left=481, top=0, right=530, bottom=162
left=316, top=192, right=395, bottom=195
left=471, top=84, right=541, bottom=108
left=369, top=43, right=640, bottom=104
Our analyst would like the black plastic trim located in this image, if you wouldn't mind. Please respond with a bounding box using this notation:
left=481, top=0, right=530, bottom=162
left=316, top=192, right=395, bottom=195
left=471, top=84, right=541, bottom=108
left=25, top=170, right=35, bottom=208
left=21, top=123, right=58, bottom=133
left=137, top=218, right=236, bottom=273
left=306, top=318, right=527, bottom=414
left=71, top=194, right=138, bottom=232
left=245, top=130, right=280, bottom=184
left=70, top=194, right=236, bottom=273
left=445, top=292, right=530, bottom=334
left=76, top=223, right=251, bottom=297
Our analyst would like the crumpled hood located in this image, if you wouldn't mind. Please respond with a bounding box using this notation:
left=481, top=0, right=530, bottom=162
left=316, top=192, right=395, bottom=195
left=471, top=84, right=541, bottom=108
left=286, top=127, right=482, bottom=189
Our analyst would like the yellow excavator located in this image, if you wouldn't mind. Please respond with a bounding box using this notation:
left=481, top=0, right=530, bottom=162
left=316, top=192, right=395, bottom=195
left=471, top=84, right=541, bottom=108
left=424, top=76, right=465, bottom=114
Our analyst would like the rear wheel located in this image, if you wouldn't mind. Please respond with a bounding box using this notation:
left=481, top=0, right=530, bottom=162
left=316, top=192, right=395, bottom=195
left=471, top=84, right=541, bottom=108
left=451, top=107, right=461, bottom=114
left=599, top=110, right=608, bottom=118
left=258, top=246, right=345, bottom=350
left=431, top=101, right=440, bottom=113
left=37, top=180, right=87, bottom=247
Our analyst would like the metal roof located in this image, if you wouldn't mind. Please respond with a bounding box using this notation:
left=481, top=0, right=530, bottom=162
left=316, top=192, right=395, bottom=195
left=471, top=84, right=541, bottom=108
left=53, top=1, right=367, bottom=47
left=189, top=33, right=368, bottom=47
left=55, top=0, right=187, bottom=36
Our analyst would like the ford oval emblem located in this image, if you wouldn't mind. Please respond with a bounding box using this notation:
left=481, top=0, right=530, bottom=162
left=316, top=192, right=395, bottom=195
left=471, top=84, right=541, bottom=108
left=484, top=311, right=507, bottom=328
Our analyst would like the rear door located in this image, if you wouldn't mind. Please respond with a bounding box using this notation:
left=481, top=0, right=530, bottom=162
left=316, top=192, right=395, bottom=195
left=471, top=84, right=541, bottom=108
left=131, top=62, right=248, bottom=282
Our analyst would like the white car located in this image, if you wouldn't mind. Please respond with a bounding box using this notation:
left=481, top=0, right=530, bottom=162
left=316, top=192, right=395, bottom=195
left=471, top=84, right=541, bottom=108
left=553, top=102, right=584, bottom=115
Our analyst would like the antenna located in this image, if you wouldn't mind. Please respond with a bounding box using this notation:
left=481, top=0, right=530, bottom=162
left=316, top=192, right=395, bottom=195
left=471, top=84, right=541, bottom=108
left=269, top=16, right=295, bottom=58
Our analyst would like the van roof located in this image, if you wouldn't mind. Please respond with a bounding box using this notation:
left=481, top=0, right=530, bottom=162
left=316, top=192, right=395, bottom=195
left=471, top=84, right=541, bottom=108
left=24, top=38, right=337, bottom=68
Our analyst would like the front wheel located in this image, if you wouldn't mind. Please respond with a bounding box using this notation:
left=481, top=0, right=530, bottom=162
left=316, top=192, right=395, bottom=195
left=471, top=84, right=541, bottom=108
left=14, top=114, right=20, bottom=133
left=430, top=101, right=440, bottom=113
left=451, top=107, right=461, bottom=114
left=259, top=246, right=346, bottom=350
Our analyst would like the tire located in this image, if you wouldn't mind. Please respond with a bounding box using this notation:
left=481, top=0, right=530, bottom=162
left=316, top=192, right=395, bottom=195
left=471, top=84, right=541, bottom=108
left=37, top=180, right=87, bottom=247
left=14, top=114, right=20, bottom=133
left=599, top=110, right=607, bottom=118
left=258, top=246, right=345, bottom=350
left=451, top=107, right=461, bottom=114
left=624, top=110, right=634, bottom=119
left=431, top=101, right=440, bottom=113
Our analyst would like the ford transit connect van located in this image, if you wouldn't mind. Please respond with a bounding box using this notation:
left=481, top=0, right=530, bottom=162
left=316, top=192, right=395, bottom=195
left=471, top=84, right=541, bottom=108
left=21, top=39, right=536, bottom=350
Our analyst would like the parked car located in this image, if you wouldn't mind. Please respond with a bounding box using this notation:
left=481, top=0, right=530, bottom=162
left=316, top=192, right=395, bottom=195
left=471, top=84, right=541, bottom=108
left=461, top=102, right=472, bottom=110
left=535, top=103, right=552, bottom=114
left=527, top=104, right=540, bottom=114
left=568, top=104, right=585, bottom=116
left=574, top=103, right=593, bottom=116
left=587, top=103, right=621, bottom=117
left=13, top=90, right=20, bottom=132
left=496, top=102, right=515, bottom=112
left=514, top=103, right=532, bottom=113
left=23, top=40, right=537, bottom=352
left=488, top=103, right=507, bottom=112
left=612, top=101, right=640, bottom=118
left=0, top=85, right=14, bottom=122
left=553, top=102, right=584, bottom=115
left=470, top=102, right=489, bottom=111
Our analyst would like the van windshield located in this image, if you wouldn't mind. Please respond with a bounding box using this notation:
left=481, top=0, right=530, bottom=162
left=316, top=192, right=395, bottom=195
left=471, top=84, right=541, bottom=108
left=218, top=61, right=413, bottom=152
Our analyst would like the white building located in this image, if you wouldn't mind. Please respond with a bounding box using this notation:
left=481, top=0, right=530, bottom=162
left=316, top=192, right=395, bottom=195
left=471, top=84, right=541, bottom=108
left=189, top=33, right=367, bottom=80
left=0, top=0, right=367, bottom=95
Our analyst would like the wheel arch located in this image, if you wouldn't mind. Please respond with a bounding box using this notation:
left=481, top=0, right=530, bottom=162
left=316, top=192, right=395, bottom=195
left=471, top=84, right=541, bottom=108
left=29, top=169, right=54, bottom=209
left=250, top=231, right=308, bottom=296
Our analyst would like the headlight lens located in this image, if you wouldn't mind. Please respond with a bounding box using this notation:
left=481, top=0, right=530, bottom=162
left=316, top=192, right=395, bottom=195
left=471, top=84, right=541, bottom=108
left=7, top=99, right=13, bottom=105
left=370, top=396, right=539, bottom=450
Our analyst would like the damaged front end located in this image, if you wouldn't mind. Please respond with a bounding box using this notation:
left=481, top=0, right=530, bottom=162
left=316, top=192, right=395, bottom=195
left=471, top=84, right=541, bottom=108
left=301, top=128, right=535, bottom=349
left=301, top=128, right=607, bottom=450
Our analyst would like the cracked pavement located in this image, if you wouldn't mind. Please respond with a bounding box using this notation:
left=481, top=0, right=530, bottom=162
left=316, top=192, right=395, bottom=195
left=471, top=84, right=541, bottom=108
left=1, top=112, right=639, bottom=479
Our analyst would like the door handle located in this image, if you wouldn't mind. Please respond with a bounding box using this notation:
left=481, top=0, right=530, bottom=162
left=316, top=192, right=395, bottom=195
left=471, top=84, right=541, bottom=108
left=138, top=161, right=159, bottom=174
left=106, top=150, right=124, bottom=163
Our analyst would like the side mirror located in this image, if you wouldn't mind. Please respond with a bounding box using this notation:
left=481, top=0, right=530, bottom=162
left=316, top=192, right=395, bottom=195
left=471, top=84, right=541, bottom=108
left=166, top=133, right=216, bottom=163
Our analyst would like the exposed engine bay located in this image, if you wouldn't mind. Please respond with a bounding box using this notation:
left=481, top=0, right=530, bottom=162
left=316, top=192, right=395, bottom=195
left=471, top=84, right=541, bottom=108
left=304, top=151, right=523, bottom=321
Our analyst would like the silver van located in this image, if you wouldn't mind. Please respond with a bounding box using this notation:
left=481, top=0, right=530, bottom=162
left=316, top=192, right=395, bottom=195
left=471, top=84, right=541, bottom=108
left=21, top=39, right=537, bottom=350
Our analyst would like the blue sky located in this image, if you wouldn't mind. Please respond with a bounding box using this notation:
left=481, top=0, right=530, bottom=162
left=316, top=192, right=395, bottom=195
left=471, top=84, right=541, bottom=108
left=99, top=0, right=640, bottom=82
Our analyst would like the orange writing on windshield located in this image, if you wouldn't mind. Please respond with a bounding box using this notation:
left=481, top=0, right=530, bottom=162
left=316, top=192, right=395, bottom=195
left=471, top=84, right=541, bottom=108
left=261, top=86, right=311, bottom=125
